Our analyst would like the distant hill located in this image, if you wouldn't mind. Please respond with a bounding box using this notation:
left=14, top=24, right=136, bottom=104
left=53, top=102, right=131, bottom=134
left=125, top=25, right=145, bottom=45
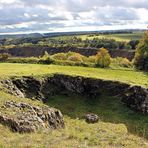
left=0, top=33, right=43, bottom=39
left=0, top=29, right=146, bottom=39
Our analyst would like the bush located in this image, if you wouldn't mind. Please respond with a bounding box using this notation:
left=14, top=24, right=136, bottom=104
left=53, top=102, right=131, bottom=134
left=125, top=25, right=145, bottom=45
left=134, top=31, right=148, bottom=71
left=53, top=59, right=89, bottom=67
left=67, top=53, right=84, bottom=62
left=66, top=51, right=76, bottom=57
left=39, top=51, right=53, bottom=64
left=112, top=57, right=132, bottom=68
left=7, top=57, right=39, bottom=64
left=39, top=57, right=53, bottom=64
left=87, top=56, right=96, bottom=63
left=95, top=48, right=111, bottom=68
left=41, top=51, right=50, bottom=60
left=51, top=53, right=67, bottom=60
left=0, top=53, right=10, bottom=61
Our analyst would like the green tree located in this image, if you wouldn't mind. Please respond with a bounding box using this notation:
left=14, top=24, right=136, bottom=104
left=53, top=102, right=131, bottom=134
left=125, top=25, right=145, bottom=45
left=134, top=30, right=148, bottom=71
left=95, top=48, right=111, bottom=68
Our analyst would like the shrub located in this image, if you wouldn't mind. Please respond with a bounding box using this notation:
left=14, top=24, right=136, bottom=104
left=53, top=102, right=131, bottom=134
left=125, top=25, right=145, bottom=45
left=51, top=53, right=67, bottom=60
left=7, top=57, right=39, bottom=64
left=87, top=56, right=96, bottom=63
left=0, top=53, right=10, bottom=61
left=67, top=53, right=84, bottom=62
left=53, top=59, right=89, bottom=67
left=112, top=57, right=132, bottom=68
left=39, top=57, right=53, bottom=64
left=41, top=51, right=50, bottom=60
left=66, top=51, right=76, bottom=57
left=134, top=30, right=148, bottom=71
left=39, top=51, right=53, bottom=64
left=95, top=48, right=111, bottom=68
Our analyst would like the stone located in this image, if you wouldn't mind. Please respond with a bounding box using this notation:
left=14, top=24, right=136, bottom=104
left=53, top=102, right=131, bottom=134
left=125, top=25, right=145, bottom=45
left=1, top=80, right=25, bottom=98
left=121, top=86, right=148, bottom=114
left=85, top=113, right=99, bottom=123
left=0, top=101, right=65, bottom=133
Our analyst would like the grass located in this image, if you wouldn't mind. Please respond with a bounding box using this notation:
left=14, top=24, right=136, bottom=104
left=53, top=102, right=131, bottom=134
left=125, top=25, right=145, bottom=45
left=0, top=63, right=147, bottom=147
left=78, top=32, right=143, bottom=42
left=0, top=63, right=147, bottom=87
left=0, top=91, right=147, bottom=147
left=47, top=94, right=148, bottom=138
left=51, top=32, right=144, bottom=42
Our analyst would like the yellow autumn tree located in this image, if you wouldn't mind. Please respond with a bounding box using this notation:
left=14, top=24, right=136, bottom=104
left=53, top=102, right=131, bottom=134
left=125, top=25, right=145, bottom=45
left=95, top=48, right=111, bottom=68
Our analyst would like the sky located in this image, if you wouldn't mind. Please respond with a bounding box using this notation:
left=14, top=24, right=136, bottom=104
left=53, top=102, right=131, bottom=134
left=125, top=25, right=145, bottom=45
left=0, top=0, right=148, bottom=34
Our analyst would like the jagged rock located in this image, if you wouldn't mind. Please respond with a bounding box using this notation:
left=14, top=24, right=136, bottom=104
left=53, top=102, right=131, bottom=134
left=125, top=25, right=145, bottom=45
left=1, top=79, right=25, bottom=98
left=121, top=86, right=148, bottom=113
left=85, top=113, right=99, bottom=123
left=1, top=74, right=148, bottom=114
left=1, top=75, right=129, bottom=101
left=0, top=101, right=65, bottom=133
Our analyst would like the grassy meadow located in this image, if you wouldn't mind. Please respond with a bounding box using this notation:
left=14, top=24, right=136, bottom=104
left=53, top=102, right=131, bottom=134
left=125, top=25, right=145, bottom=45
left=0, top=63, right=148, bottom=147
left=0, top=84, right=147, bottom=147
left=0, top=63, right=147, bottom=87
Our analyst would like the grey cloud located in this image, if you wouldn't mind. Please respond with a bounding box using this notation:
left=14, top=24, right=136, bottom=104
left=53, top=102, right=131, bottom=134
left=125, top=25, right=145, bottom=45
left=0, top=5, right=67, bottom=25
left=0, top=22, right=65, bottom=33
left=0, top=0, right=147, bottom=33
left=19, top=0, right=148, bottom=11
left=94, top=7, right=139, bottom=21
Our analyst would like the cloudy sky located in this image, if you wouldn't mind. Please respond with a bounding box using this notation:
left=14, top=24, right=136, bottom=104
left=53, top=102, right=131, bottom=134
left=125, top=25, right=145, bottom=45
left=0, top=0, right=148, bottom=34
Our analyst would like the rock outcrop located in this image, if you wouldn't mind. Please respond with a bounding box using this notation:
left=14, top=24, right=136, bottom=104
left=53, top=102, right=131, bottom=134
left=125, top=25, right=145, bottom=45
left=0, top=101, right=64, bottom=133
left=1, top=75, right=130, bottom=101
left=1, top=74, right=148, bottom=114
left=121, top=86, right=148, bottom=113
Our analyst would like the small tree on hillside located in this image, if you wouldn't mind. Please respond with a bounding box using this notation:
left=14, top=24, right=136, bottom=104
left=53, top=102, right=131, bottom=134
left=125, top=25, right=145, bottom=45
left=134, top=30, right=148, bottom=71
left=95, top=48, right=111, bottom=68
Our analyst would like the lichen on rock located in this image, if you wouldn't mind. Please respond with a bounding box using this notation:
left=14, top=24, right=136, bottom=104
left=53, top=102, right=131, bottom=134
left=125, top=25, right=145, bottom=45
left=0, top=101, right=65, bottom=133
left=121, top=86, right=148, bottom=114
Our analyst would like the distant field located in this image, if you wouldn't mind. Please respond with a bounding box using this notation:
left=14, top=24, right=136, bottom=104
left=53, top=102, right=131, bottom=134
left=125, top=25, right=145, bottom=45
left=51, top=32, right=144, bottom=42
left=0, top=63, right=147, bottom=87
left=79, top=32, right=144, bottom=41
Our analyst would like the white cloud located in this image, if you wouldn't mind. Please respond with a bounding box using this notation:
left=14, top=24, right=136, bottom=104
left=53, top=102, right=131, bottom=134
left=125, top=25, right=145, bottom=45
left=0, top=0, right=147, bottom=33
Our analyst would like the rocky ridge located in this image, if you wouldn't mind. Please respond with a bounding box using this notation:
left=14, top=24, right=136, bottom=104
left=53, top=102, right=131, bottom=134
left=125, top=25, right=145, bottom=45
left=1, top=74, right=148, bottom=114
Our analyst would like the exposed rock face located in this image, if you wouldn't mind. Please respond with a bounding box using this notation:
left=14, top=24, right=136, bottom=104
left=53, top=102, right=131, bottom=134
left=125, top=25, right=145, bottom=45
left=121, top=86, right=148, bottom=113
left=1, top=74, right=148, bottom=114
left=47, top=75, right=129, bottom=97
left=1, top=75, right=125, bottom=101
left=5, top=74, right=130, bottom=101
left=85, top=113, right=99, bottom=123
left=0, top=101, right=64, bottom=133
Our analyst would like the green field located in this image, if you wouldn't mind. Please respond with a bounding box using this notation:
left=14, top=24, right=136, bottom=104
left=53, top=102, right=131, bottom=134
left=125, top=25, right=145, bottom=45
left=52, top=32, right=144, bottom=42
left=79, top=32, right=144, bottom=42
left=0, top=63, right=147, bottom=87
left=0, top=63, right=148, bottom=147
left=0, top=92, right=147, bottom=147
